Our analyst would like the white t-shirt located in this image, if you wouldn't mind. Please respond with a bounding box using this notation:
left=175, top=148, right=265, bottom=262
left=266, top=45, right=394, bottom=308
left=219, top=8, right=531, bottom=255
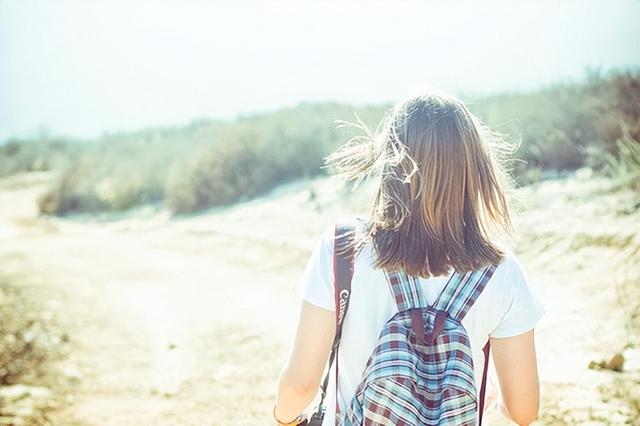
left=296, top=216, right=545, bottom=425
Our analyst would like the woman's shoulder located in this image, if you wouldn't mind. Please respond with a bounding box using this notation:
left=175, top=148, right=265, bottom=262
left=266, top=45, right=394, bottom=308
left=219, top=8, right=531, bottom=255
left=487, top=247, right=530, bottom=291
left=496, top=246, right=522, bottom=268
left=485, top=248, right=546, bottom=337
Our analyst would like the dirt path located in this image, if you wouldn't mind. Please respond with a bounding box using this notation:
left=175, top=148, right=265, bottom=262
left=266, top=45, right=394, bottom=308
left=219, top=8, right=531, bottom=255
left=1, top=172, right=638, bottom=425
left=1, top=174, right=306, bottom=425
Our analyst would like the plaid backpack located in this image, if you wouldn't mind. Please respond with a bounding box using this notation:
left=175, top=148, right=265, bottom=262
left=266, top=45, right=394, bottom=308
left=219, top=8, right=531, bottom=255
left=313, top=222, right=496, bottom=426
left=342, top=260, right=497, bottom=426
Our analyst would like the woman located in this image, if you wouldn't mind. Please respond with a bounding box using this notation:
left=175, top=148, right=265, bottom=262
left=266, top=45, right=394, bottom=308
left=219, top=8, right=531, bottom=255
left=273, top=91, right=545, bottom=425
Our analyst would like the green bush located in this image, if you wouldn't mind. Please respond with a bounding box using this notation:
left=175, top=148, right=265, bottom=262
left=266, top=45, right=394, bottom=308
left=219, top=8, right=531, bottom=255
left=165, top=117, right=343, bottom=213
left=604, top=124, right=640, bottom=192
left=166, top=138, right=266, bottom=213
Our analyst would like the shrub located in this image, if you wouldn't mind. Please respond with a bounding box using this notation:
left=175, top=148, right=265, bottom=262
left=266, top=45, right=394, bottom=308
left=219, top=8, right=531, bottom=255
left=604, top=124, right=640, bottom=192
left=166, top=129, right=323, bottom=213
left=166, top=138, right=265, bottom=213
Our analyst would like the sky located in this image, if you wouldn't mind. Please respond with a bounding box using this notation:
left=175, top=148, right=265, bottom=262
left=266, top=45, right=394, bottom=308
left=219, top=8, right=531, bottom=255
left=1, top=0, right=639, bottom=142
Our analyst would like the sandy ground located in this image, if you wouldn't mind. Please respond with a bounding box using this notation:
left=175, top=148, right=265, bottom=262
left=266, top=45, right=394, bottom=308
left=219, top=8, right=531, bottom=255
left=0, top=171, right=638, bottom=425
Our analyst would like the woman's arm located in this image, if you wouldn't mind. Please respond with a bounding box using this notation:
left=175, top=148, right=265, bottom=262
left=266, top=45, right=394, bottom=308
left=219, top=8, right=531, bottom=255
left=490, top=329, right=540, bottom=425
left=274, top=301, right=336, bottom=423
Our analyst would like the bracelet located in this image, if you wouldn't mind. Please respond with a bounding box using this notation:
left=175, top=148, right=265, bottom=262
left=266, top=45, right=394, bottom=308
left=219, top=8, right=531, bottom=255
left=272, top=405, right=305, bottom=425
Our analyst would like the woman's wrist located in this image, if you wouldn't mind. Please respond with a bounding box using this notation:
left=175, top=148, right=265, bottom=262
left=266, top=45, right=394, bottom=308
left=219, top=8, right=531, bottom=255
left=273, top=405, right=306, bottom=425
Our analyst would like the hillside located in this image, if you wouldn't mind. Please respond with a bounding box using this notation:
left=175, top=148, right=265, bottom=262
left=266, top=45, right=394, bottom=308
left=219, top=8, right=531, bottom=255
left=1, top=69, right=637, bottom=220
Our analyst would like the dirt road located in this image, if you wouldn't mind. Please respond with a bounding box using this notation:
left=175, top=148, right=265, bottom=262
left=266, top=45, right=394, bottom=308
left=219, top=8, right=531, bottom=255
left=1, top=173, right=309, bottom=425
left=1, top=172, right=638, bottom=425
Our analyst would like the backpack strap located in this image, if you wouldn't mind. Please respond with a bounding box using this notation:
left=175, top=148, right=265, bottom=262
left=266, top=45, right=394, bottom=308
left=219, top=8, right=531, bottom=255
left=479, top=340, right=491, bottom=426
left=384, top=268, right=430, bottom=312
left=433, top=263, right=497, bottom=321
left=314, top=222, right=356, bottom=421
left=434, top=263, right=497, bottom=426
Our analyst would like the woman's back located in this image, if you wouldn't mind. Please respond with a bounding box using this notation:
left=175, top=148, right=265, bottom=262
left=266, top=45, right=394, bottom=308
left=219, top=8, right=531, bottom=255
left=274, top=91, right=545, bottom=426
left=296, top=216, right=545, bottom=425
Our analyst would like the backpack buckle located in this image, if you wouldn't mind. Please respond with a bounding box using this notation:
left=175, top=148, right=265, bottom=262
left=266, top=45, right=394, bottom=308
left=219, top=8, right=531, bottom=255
left=412, top=308, right=448, bottom=345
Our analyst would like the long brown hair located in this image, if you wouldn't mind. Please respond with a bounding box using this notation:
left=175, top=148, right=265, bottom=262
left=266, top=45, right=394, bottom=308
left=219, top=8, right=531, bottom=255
left=324, top=91, right=516, bottom=278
